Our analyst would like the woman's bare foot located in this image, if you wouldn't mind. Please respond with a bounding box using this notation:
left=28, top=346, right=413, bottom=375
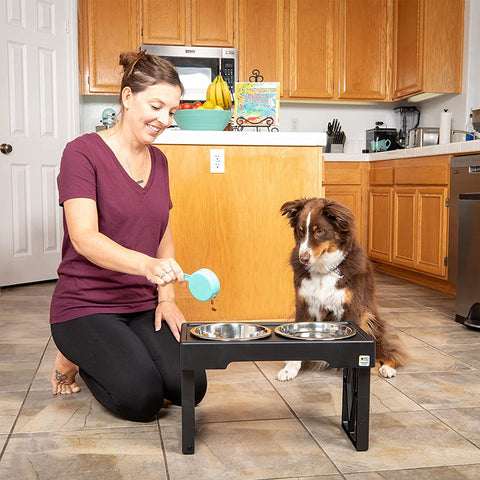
left=51, top=351, right=81, bottom=395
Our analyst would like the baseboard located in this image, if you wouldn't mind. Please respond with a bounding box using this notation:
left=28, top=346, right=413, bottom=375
left=371, top=261, right=456, bottom=295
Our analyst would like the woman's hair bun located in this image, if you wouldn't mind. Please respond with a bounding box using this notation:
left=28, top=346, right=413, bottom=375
left=119, top=50, right=145, bottom=73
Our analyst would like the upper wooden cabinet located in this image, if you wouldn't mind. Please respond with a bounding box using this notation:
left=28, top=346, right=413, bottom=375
left=289, top=0, right=335, bottom=99
left=142, top=0, right=235, bottom=46
left=79, top=0, right=464, bottom=99
left=238, top=0, right=392, bottom=101
left=79, top=0, right=139, bottom=94
left=238, top=0, right=285, bottom=96
left=337, top=0, right=391, bottom=100
left=142, top=0, right=186, bottom=45
left=393, top=0, right=464, bottom=100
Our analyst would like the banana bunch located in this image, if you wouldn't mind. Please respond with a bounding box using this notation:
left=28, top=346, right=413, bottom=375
left=206, top=75, right=232, bottom=110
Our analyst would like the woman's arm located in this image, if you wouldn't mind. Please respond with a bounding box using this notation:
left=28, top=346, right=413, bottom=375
left=154, top=219, right=187, bottom=341
left=64, top=198, right=182, bottom=287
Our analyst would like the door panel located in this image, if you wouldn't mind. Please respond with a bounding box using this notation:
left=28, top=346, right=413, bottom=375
left=289, top=0, right=335, bottom=98
left=368, top=188, right=393, bottom=262
left=338, top=0, right=389, bottom=100
left=392, top=188, right=416, bottom=268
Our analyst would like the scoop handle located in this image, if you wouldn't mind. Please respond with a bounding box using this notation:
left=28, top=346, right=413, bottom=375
left=183, top=273, right=191, bottom=281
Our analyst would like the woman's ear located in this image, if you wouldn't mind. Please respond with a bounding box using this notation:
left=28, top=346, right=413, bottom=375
left=121, top=87, right=133, bottom=110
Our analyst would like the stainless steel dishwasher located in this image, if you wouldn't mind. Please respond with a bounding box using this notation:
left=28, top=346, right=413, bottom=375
left=455, top=193, right=480, bottom=328
left=448, top=154, right=480, bottom=284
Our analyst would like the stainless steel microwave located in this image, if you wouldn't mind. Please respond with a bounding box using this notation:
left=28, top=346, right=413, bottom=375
left=141, top=45, right=238, bottom=101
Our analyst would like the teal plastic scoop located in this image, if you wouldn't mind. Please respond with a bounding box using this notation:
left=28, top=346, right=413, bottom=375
left=183, top=268, right=220, bottom=302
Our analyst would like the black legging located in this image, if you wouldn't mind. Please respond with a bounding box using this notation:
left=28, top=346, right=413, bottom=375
left=51, top=310, right=207, bottom=422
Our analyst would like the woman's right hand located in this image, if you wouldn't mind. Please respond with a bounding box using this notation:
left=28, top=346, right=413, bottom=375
left=145, top=257, right=185, bottom=287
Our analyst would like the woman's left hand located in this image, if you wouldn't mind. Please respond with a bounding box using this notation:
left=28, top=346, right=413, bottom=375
left=155, top=300, right=185, bottom=342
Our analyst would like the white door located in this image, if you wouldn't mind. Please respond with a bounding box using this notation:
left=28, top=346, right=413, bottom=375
left=0, top=0, right=79, bottom=287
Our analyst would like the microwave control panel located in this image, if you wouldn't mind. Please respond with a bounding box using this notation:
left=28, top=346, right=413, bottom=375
left=221, top=58, right=235, bottom=94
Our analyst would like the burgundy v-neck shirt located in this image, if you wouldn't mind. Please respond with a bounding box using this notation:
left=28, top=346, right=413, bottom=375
left=50, top=133, right=172, bottom=324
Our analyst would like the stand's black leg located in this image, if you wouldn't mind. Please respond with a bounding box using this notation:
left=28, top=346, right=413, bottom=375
left=342, top=367, right=371, bottom=451
left=181, top=369, right=195, bottom=454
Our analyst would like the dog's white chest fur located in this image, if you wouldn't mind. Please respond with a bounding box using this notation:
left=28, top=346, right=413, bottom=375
left=299, top=271, right=346, bottom=321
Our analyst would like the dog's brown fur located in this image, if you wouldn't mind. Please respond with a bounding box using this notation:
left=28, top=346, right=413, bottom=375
left=281, top=197, right=407, bottom=377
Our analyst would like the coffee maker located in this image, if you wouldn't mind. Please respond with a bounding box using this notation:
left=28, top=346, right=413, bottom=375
left=394, top=106, right=420, bottom=148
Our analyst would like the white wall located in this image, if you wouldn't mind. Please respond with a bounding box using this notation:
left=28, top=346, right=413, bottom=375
left=80, top=1, right=477, bottom=153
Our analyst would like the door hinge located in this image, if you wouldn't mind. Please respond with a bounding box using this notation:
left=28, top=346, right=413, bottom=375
left=445, top=197, right=449, bottom=207
left=444, top=256, right=448, bottom=267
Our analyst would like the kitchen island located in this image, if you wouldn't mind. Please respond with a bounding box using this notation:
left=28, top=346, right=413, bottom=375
left=153, top=131, right=326, bottom=322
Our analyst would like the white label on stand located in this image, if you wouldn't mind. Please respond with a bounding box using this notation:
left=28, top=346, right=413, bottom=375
left=359, top=355, right=370, bottom=366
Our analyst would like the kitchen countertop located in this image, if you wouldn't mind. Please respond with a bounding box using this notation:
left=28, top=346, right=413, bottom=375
left=324, top=139, right=480, bottom=161
left=154, top=129, right=327, bottom=146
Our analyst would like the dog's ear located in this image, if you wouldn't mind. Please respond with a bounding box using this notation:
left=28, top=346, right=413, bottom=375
left=323, top=200, right=355, bottom=232
left=280, top=198, right=310, bottom=228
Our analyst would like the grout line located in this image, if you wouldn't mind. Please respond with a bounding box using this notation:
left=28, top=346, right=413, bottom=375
left=0, top=336, right=51, bottom=460
left=156, top=416, right=171, bottom=480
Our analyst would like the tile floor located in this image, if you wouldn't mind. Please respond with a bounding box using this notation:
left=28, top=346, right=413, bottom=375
left=1, top=272, right=480, bottom=479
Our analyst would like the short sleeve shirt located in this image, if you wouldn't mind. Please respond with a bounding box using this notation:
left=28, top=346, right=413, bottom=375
left=50, top=133, right=172, bottom=324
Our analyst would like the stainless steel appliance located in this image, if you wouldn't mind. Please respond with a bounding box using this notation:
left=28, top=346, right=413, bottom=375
left=455, top=193, right=480, bottom=329
left=394, top=106, right=420, bottom=148
left=141, top=45, right=238, bottom=101
left=448, top=154, right=480, bottom=284
left=407, top=127, right=439, bottom=148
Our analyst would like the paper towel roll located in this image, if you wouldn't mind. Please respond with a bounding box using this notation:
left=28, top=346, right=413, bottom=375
left=439, top=109, right=452, bottom=144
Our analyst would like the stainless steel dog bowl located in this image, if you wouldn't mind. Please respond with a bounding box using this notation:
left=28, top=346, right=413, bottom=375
left=190, top=323, right=271, bottom=341
left=275, top=322, right=356, bottom=341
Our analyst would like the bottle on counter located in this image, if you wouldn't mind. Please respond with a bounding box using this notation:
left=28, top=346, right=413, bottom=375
left=466, top=113, right=475, bottom=141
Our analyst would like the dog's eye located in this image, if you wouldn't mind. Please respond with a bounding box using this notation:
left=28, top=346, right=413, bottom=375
left=297, top=226, right=304, bottom=236
left=313, top=228, right=324, bottom=239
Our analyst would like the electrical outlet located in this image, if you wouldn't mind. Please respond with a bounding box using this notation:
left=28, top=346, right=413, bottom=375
left=210, top=149, right=225, bottom=173
left=291, top=118, right=299, bottom=131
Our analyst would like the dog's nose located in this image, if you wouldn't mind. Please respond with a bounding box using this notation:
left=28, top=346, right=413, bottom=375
left=299, top=251, right=311, bottom=265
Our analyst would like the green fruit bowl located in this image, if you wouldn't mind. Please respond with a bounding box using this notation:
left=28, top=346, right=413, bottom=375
left=174, top=109, right=232, bottom=131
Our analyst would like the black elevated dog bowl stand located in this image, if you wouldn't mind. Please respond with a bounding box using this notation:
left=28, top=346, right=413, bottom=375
left=180, top=322, right=375, bottom=454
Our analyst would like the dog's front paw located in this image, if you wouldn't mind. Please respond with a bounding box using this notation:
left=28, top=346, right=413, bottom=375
left=277, top=361, right=301, bottom=381
left=379, top=365, right=397, bottom=378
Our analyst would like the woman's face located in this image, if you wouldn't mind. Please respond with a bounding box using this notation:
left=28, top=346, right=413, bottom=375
left=122, top=82, right=182, bottom=143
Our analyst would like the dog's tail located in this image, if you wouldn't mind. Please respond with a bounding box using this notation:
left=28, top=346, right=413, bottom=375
left=360, top=309, right=409, bottom=368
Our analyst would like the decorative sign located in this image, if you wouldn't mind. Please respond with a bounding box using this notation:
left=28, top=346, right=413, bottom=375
left=234, top=82, right=280, bottom=128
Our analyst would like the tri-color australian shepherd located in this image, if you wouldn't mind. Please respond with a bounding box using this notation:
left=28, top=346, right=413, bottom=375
left=278, top=197, right=407, bottom=381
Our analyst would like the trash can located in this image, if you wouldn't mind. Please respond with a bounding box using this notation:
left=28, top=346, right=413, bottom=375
left=455, top=193, right=480, bottom=329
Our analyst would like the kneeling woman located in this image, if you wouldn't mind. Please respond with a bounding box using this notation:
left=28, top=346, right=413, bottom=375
left=49, top=50, right=207, bottom=421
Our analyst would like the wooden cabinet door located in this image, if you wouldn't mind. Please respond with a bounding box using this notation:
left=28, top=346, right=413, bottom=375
left=368, top=188, right=393, bottom=262
left=392, top=188, right=417, bottom=268
left=416, top=187, right=447, bottom=277
left=191, top=0, right=234, bottom=46
left=337, top=0, right=389, bottom=100
left=393, top=0, right=423, bottom=99
left=142, top=0, right=186, bottom=45
left=79, top=0, right=139, bottom=94
left=238, top=0, right=284, bottom=95
left=289, top=0, right=335, bottom=98
left=158, top=145, right=321, bottom=322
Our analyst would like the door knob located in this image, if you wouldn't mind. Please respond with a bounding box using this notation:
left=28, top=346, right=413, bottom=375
left=1, top=143, right=13, bottom=155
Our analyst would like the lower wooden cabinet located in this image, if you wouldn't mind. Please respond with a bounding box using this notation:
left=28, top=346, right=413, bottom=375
left=415, top=187, right=448, bottom=276
left=368, top=156, right=449, bottom=279
left=368, top=187, right=393, bottom=262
